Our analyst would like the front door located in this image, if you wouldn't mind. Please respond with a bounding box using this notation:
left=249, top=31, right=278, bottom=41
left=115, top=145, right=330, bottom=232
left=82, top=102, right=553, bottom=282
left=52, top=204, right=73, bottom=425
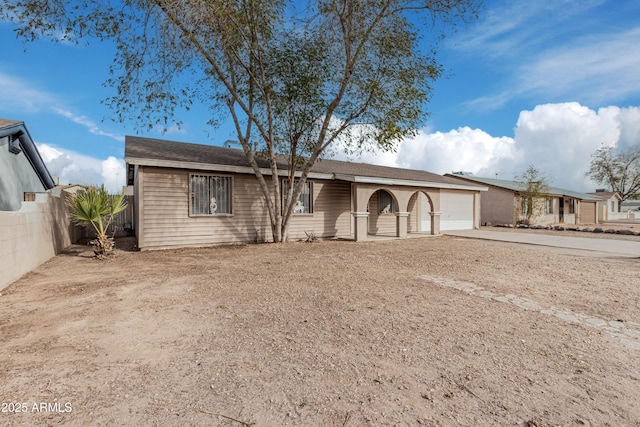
left=559, top=198, right=565, bottom=223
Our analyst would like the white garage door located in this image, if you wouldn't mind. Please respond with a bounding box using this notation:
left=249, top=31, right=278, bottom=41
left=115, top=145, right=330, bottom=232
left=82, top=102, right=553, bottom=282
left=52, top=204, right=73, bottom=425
left=440, top=191, right=474, bottom=231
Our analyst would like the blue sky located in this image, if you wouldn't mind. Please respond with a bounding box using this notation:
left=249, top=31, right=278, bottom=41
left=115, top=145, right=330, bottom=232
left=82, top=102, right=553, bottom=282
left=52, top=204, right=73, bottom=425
left=1, top=0, right=640, bottom=192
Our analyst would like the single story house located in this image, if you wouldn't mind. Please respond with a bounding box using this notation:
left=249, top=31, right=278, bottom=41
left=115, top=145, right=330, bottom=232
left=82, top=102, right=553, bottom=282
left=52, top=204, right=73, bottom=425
left=588, top=190, right=625, bottom=221
left=621, top=200, right=640, bottom=214
left=124, top=136, right=487, bottom=249
left=54, top=184, right=87, bottom=195
left=445, top=172, right=601, bottom=226
left=0, top=119, right=55, bottom=211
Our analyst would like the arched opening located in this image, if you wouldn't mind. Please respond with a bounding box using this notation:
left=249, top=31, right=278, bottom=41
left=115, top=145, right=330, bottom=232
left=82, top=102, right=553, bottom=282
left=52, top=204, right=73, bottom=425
left=367, top=189, right=398, bottom=236
left=407, top=191, right=433, bottom=234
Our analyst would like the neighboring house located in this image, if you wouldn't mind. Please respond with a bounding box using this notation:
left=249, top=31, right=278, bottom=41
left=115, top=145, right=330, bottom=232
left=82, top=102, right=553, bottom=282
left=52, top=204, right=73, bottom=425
left=0, top=119, right=55, bottom=211
left=445, top=172, right=602, bottom=226
left=124, top=136, right=487, bottom=249
left=54, top=184, right=87, bottom=195
left=621, top=200, right=640, bottom=212
left=588, top=190, right=626, bottom=221
left=0, top=119, right=71, bottom=290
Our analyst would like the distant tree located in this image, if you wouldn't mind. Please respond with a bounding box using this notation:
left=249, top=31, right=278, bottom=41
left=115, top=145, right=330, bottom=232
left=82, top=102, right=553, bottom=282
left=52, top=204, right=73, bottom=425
left=514, top=165, right=550, bottom=225
left=67, top=185, right=127, bottom=258
left=2, top=0, right=479, bottom=242
left=586, top=145, right=640, bottom=208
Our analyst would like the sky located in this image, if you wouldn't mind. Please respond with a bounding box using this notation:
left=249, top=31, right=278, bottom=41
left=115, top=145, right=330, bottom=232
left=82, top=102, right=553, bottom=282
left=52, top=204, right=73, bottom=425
left=1, top=0, right=640, bottom=193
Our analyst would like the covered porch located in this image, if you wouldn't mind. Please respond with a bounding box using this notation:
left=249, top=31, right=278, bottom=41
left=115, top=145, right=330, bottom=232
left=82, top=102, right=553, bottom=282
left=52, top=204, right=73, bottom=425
left=351, top=184, right=440, bottom=241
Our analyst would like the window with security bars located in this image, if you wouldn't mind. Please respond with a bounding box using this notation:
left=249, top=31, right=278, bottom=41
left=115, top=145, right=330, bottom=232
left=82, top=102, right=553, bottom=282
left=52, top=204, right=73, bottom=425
left=377, top=190, right=396, bottom=214
left=190, top=174, right=232, bottom=215
left=569, top=199, right=575, bottom=214
left=521, top=197, right=531, bottom=216
left=283, top=179, right=312, bottom=214
left=545, top=198, right=554, bottom=214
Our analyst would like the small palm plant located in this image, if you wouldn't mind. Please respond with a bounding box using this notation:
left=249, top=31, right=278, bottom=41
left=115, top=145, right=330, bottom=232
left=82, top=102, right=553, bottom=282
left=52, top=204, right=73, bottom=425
left=66, top=185, right=128, bottom=258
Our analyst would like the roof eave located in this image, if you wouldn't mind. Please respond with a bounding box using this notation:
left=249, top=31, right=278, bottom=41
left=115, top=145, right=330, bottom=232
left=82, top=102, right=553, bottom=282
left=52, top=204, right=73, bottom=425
left=0, top=122, right=55, bottom=189
left=124, top=157, right=334, bottom=180
left=333, top=173, right=487, bottom=191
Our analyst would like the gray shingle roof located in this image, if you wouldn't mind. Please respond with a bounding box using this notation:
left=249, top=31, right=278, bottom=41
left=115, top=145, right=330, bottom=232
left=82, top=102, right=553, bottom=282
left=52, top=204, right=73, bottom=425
left=125, top=136, right=478, bottom=186
left=445, top=173, right=601, bottom=201
left=587, top=191, right=620, bottom=200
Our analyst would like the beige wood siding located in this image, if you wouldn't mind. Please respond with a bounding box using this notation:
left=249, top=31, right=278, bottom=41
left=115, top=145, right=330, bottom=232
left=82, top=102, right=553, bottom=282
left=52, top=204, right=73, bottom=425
left=407, top=192, right=430, bottom=233
left=141, top=168, right=270, bottom=248
left=138, top=167, right=352, bottom=249
left=285, top=180, right=352, bottom=240
left=407, top=194, right=419, bottom=233
left=367, top=191, right=396, bottom=235
left=135, top=165, right=144, bottom=247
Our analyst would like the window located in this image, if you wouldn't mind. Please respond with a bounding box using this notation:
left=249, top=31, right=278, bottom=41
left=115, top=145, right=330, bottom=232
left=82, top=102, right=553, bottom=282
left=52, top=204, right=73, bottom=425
left=377, top=190, right=396, bottom=214
left=283, top=180, right=312, bottom=214
left=569, top=199, right=575, bottom=214
left=610, top=201, right=615, bottom=213
left=545, top=198, right=554, bottom=214
left=521, top=197, right=531, bottom=216
left=190, top=174, right=232, bottom=215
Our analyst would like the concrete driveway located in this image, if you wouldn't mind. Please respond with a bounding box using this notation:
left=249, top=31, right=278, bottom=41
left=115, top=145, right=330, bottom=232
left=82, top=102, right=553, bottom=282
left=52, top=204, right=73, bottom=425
left=445, top=229, right=640, bottom=257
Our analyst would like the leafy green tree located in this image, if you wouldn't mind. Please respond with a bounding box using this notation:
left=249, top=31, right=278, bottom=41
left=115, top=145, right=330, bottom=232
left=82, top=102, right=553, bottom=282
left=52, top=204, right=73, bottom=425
left=586, top=145, right=640, bottom=208
left=66, top=186, right=127, bottom=257
left=3, top=0, right=479, bottom=242
left=514, top=165, right=550, bottom=225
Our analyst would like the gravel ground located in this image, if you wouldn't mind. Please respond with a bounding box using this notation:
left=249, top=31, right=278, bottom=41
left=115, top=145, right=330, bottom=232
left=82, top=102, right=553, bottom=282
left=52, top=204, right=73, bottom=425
left=1, top=233, right=639, bottom=426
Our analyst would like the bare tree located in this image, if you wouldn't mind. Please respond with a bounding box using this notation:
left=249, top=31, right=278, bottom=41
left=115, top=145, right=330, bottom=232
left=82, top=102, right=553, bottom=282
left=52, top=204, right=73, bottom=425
left=2, top=0, right=480, bottom=242
left=587, top=145, right=640, bottom=208
left=514, top=165, right=550, bottom=225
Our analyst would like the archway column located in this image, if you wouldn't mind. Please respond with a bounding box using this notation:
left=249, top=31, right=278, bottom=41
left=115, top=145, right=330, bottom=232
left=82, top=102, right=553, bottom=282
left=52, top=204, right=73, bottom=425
left=352, top=211, right=370, bottom=242
left=395, top=212, right=410, bottom=238
left=430, top=211, right=442, bottom=235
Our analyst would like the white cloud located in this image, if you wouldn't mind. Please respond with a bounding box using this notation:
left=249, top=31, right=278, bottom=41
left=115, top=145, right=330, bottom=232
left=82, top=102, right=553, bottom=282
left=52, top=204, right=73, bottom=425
left=606, top=103, right=640, bottom=152
left=0, top=71, right=124, bottom=141
left=453, top=0, right=607, bottom=57
left=397, top=127, right=516, bottom=175
left=331, top=102, right=640, bottom=193
left=520, top=28, right=640, bottom=104
left=467, top=27, right=640, bottom=110
left=37, top=143, right=125, bottom=193
left=319, top=116, right=395, bottom=165
left=495, top=103, right=625, bottom=190
left=52, top=108, right=124, bottom=142
left=101, top=156, right=126, bottom=193
left=452, top=1, right=640, bottom=110
left=0, top=72, right=54, bottom=112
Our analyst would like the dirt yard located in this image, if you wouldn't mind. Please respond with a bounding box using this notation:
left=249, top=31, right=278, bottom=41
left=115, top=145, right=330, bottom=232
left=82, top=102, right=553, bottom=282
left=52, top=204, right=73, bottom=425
left=1, top=233, right=640, bottom=426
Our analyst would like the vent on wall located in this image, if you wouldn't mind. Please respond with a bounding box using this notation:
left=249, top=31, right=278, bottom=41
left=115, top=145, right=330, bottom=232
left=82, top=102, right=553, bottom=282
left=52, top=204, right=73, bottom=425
left=9, top=131, right=23, bottom=155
